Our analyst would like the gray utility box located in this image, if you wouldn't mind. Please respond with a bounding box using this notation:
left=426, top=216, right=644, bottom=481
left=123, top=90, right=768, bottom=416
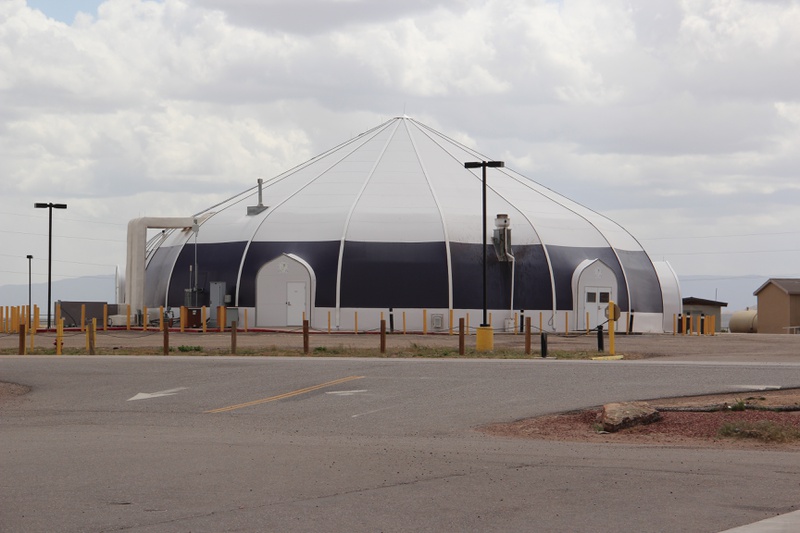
left=226, top=308, right=239, bottom=328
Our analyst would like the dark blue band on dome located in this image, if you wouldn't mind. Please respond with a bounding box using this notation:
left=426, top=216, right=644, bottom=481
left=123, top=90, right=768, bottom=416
left=147, top=240, right=661, bottom=313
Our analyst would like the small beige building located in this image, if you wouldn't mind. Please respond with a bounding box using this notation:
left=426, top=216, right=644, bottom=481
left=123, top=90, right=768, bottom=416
left=753, top=279, right=800, bottom=334
left=682, top=297, right=727, bottom=333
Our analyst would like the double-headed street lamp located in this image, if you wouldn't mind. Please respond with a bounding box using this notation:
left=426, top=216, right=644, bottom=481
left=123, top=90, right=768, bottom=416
left=34, top=202, right=67, bottom=329
left=464, top=160, right=504, bottom=351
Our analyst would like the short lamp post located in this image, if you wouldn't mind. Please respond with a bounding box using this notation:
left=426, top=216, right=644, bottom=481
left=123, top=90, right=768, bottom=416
left=34, top=202, right=67, bottom=330
left=464, top=160, right=504, bottom=351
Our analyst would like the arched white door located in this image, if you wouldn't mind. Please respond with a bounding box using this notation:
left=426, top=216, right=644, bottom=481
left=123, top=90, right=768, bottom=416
left=573, top=259, right=618, bottom=331
left=255, top=254, right=315, bottom=327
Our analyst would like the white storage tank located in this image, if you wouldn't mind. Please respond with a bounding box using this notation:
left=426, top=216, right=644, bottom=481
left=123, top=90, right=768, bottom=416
left=729, top=310, right=758, bottom=333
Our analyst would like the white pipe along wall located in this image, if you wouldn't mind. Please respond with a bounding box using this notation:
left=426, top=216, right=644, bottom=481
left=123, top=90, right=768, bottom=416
left=125, top=217, right=198, bottom=316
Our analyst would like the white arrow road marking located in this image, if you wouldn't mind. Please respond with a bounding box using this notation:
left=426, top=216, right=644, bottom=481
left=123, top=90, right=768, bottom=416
left=127, top=387, right=188, bottom=401
left=733, top=385, right=782, bottom=391
left=325, top=390, right=368, bottom=396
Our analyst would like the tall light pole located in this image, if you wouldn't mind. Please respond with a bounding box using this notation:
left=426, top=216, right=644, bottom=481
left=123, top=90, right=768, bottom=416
left=464, top=160, right=504, bottom=351
left=26, top=254, right=33, bottom=329
left=34, top=202, right=67, bottom=330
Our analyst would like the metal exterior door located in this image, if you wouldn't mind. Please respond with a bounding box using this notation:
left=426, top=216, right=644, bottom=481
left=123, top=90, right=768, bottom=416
left=286, top=282, right=306, bottom=326
left=585, top=287, right=611, bottom=330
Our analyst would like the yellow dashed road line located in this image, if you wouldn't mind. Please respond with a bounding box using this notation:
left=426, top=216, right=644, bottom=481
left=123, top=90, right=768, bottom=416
left=206, top=375, right=365, bottom=413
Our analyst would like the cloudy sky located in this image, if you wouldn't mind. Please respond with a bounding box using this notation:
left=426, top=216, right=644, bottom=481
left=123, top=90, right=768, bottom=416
left=2, top=0, right=799, bottom=311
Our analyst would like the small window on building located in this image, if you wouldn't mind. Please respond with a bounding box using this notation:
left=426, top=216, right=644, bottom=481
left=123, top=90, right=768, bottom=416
left=599, top=292, right=610, bottom=303
left=586, top=292, right=597, bottom=303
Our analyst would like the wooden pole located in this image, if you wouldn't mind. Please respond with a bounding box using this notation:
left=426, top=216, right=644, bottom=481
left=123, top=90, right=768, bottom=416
left=88, top=321, right=95, bottom=355
left=230, top=321, right=237, bottom=355
left=19, top=324, right=26, bottom=355
left=459, top=318, right=465, bottom=355
left=303, top=320, right=310, bottom=354
left=380, top=319, right=386, bottom=354
left=525, top=317, right=531, bottom=355
left=163, top=320, right=170, bottom=355
left=56, top=318, right=63, bottom=355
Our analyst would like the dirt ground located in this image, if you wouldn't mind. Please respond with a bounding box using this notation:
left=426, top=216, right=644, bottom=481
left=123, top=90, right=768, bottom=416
left=481, top=388, right=800, bottom=450
left=2, top=329, right=800, bottom=362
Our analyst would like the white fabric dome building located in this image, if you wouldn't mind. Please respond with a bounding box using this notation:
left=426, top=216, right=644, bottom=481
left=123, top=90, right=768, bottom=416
left=131, top=116, right=680, bottom=333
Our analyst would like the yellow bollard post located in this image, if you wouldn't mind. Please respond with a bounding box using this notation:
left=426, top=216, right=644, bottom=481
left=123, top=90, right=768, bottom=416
left=539, top=312, right=543, bottom=333
left=29, top=320, right=35, bottom=352
left=586, top=312, right=590, bottom=334
left=159, top=306, right=164, bottom=332
left=565, top=312, right=569, bottom=336
left=80, top=304, right=86, bottom=333
left=449, top=309, right=454, bottom=335
left=327, top=311, right=331, bottom=333
left=711, top=315, right=716, bottom=336
left=202, top=306, right=207, bottom=333
left=180, top=306, right=186, bottom=332
left=476, top=325, right=493, bottom=352
left=103, top=304, right=108, bottom=332
left=34, top=305, right=39, bottom=332
left=143, top=306, right=148, bottom=331
left=423, top=309, right=427, bottom=335
left=354, top=311, right=358, bottom=334
left=92, top=318, right=97, bottom=351
left=126, top=304, right=131, bottom=330
left=85, top=323, right=90, bottom=352
left=514, top=312, right=518, bottom=335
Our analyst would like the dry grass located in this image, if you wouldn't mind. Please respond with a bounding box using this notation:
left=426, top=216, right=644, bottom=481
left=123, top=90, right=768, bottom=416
left=718, top=420, right=800, bottom=443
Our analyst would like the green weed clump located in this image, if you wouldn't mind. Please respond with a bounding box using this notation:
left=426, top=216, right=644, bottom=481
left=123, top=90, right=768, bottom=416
left=718, top=420, right=800, bottom=443
left=177, top=345, right=202, bottom=352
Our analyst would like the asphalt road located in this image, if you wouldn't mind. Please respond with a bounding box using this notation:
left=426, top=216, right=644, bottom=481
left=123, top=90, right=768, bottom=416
left=1, top=356, right=799, bottom=532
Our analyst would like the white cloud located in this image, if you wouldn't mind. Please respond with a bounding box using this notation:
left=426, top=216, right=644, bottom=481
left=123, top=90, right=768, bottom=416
left=1, top=0, right=799, bottom=299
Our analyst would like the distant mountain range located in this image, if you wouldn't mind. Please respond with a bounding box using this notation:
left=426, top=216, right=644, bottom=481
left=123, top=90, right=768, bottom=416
left=0, top=275, right=118, bottom=312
